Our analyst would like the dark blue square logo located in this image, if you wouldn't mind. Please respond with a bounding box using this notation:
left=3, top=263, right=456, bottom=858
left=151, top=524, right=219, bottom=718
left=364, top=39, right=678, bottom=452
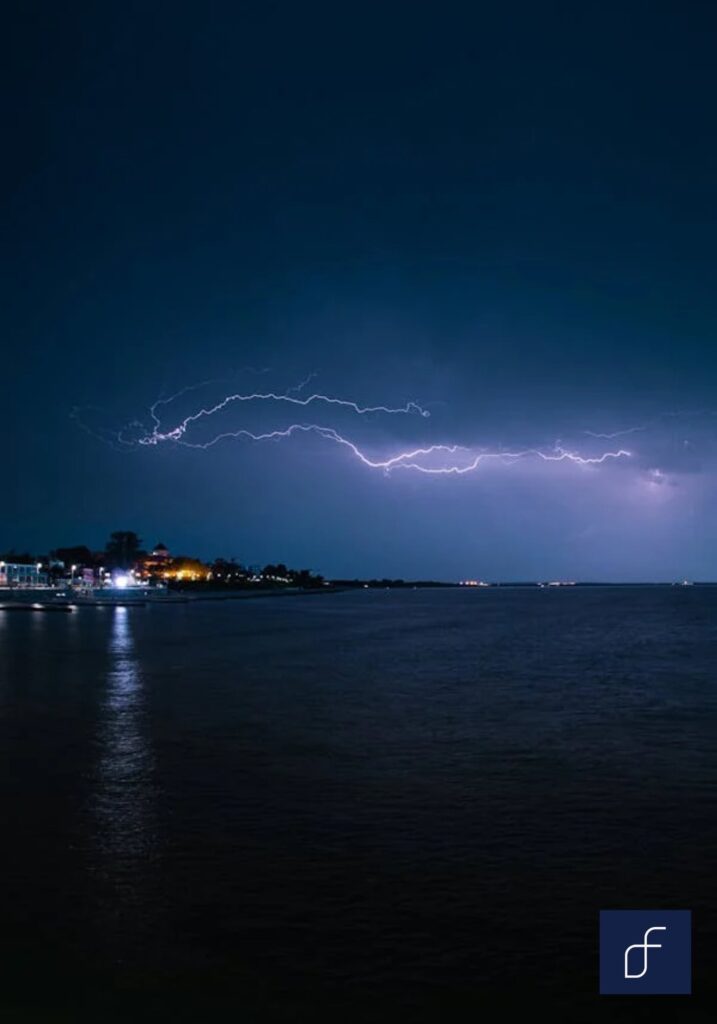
left=599, top=910, right=691, bottom=995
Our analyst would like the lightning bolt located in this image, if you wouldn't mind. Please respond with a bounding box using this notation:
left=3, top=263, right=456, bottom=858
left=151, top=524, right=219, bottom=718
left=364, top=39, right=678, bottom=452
left=584, top=425, right=648, bottom=439
left=74, top=379, right=632, bottom=476
left=167, top=425, right=628, bottom=473
left=285, top=372, right=318, bottom=395
left=139, top=390, right=430, bottom=446
left=584, top=408, right=717, bottom=439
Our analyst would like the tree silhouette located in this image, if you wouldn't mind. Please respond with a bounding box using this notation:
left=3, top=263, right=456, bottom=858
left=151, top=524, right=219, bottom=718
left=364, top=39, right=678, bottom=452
left=104, top=531, right=144, bottom=569
left=52, top=545, right=96, bottom=568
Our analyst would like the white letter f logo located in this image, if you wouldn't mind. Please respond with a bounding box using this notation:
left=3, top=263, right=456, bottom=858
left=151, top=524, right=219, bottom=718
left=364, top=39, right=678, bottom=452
left=624, top=926, right=667, bottom=979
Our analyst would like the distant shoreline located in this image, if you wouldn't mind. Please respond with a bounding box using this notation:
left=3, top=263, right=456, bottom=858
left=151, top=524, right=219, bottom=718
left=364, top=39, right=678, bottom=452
left=2, top=581, right=715, bottom=613
left=171, top=580, right=717, bottom=596
left=329, top=580, right=717, bottom=589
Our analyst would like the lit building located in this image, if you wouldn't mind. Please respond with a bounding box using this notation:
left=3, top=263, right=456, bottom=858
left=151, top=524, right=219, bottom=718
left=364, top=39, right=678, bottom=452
left=137, top=543, right=210, bottom=583
left=162, top=557, right=210, bottom=582
left=138, top=542, right=171, bottom=580
left=0, top=562, right=48, bottom=587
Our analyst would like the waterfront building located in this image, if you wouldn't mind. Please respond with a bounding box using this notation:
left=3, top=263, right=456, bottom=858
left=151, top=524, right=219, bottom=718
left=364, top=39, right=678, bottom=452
left=0, top=562, right=48, bottom=587
left=138, top=542, right=171, bottom=580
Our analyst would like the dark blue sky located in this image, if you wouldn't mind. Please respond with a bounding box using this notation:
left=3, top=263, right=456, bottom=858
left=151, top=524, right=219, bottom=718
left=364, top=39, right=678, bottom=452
left=5, top=2, right=717, bottom=579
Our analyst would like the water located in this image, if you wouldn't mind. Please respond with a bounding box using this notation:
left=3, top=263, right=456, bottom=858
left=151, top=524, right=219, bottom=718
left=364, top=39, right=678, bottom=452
left=1, top=588, right=715, bottom=1021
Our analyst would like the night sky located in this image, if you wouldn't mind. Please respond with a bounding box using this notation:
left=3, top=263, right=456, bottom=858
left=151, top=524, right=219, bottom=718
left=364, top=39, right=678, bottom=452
left=5, top=2, right=717, bottom=580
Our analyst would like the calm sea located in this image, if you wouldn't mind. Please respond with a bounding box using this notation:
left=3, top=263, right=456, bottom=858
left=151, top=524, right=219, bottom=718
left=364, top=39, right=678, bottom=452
left=1, top=588, right=715, bottom=1021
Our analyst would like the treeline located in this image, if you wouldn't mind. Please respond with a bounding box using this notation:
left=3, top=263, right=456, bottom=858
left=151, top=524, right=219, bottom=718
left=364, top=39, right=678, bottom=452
left=1, top=531, right=147, bottom=571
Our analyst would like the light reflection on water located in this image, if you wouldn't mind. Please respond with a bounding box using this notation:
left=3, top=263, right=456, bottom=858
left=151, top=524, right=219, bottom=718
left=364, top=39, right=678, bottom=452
left=91, top=608, right=158, bottom=942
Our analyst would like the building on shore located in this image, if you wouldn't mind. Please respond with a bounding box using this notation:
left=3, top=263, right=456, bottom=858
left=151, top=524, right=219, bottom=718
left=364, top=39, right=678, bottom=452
left=138, top=542, right=171, bottom=580
left=137, top=543, right=209, bottom=583
left=0, top=562, right=48, bottom=587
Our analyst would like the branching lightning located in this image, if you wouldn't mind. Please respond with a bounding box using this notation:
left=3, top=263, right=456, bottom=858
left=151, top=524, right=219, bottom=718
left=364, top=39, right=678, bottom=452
left=585, top=425, right=648, bottom=439
left=74, top=378, right=632, bottom=477
left=140, top=389, right=430, bottom=447
left=584, top=409, right=717, bottom=439
left=159, top=421, right=628, bottom=472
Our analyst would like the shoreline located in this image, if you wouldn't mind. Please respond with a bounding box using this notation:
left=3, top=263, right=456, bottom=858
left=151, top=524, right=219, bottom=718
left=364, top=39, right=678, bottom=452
left=1, top=580, right=716, bottom=614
